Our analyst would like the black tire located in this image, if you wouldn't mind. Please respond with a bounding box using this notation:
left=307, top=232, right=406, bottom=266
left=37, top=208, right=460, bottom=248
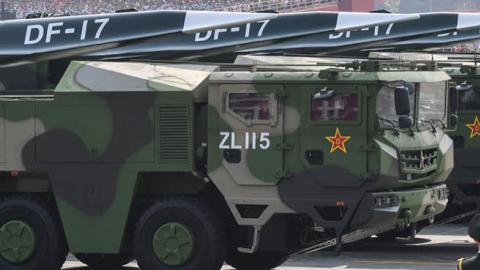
left=377, top=223, right=417, bottom=242
left=133, top=197, right=226, bottom=270
left=0, top=196, right=68, bottom=270
left=227, top=251, right=288, bottom=270
left=396, top=223, right=417, bottom=242
left=376, top=230, right=398, bottom=242
left=74, top=252, right=134, bottom=270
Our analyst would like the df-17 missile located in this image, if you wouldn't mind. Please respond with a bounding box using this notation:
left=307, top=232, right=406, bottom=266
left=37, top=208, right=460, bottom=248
left=366, top=25, right=480, bottom=52
left=239, top=12, right=480, bottom=55
left=0, top=10, right=276, bottom=65
left=85, top=11, right=419, bottom=60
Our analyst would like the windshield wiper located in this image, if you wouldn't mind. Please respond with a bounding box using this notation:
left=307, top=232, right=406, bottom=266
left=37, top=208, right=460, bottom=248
left=421, top=119, right=446, bottom=130
left=378, top=117, right=400, bottom=136
left=431, top=119, right=446, bottom=129
left=420, top=119, right=437, bottom=134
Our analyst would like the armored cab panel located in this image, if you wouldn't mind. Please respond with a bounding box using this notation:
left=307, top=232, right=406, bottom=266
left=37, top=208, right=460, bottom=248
left=206, top=66, right=451, bottom=233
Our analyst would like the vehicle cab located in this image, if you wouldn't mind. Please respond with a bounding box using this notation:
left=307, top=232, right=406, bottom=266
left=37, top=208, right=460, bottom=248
left=205, top=60, right=453, bottom=251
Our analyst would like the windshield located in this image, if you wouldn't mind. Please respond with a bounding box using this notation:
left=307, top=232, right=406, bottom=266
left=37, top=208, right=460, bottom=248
left=376, top=81, right=415, bottom=128
left=418, top=82, right=447, bottom=126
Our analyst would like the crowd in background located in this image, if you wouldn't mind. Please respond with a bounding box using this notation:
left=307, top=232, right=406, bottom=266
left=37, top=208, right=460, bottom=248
left=5, top=0, right=259, bottom=19
left=6, top=0, right=480, bottom=19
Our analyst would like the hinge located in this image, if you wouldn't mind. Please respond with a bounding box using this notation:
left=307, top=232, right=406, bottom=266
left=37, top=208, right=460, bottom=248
left=275, top=170, right=292, bottom=179
left=275, top=142, right=294, bottom=151
left=275, top=89, right=286, bottom=98
left=360, top=142, right=378, bottom=153
left=361, top=171, right=379, bottom=181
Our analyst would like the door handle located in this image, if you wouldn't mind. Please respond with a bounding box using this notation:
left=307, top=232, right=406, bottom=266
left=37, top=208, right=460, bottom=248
left=305, top=150, right=323, bottom=165
left=224, top=149, right=241, bottom=163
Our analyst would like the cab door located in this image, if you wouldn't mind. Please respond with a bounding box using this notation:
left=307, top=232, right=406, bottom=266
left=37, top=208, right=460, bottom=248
left=297, top=85, right=368, bottom=179
left=449, top=82, right=480, bottom=195
left=209, top=84, right=284, bottom=186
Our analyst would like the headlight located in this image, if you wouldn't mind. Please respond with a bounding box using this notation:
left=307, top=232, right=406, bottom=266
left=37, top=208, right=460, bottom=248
left=374, top=193, right=400, bottom=209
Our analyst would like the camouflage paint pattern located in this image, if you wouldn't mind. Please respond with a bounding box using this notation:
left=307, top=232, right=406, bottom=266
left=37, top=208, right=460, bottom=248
left=0, top=60, right=453, bottom=254
left=207, top=67, right=452, bottom=232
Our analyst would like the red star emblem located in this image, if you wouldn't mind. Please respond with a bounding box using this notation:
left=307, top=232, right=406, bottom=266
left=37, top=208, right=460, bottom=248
left=466, top=116, right=480, bottom=139
left=325, top=128, right=351, bottom=153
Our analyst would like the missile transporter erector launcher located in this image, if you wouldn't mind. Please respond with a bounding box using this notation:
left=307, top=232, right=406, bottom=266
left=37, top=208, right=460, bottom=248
left=0, top=59, right=453, bottom=270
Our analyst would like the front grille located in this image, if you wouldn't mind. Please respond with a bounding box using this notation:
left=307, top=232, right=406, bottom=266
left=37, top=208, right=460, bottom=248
left=374, top=193, right=400, bottom=209
left=400, top=148, right=438, bottom=171
left=399, top=148, right=438, bottom=181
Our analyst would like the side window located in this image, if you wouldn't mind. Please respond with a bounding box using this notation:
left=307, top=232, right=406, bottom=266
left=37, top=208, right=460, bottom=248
left=459, top=88, right=480, bottom=110
left=227, top=92, right=277, bottom=125
left=311, top=92, right=359, bottom=122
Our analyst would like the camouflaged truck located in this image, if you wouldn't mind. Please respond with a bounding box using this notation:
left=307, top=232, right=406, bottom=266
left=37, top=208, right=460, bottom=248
left=0, top=59, right=454, bottom=270
left=366, top=52, right=480, bottom=222
left=440, top=65, right=480, bottom=216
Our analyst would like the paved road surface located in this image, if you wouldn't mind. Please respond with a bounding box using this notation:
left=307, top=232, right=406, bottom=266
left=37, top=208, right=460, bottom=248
left=63, top=224, right=475, bottom=270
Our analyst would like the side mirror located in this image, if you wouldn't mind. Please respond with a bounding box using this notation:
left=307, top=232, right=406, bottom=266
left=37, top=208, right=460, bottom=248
left=313, top=87, right=336, bottom=100
left=449, top=114, right=458, bottom=128
left=399, top=115, right=413, bottom=129
left=394, top=87, right=411, bottom=116
left=448, top=86, right=459, bottom=130
left=449, top=86, right=459, bottom=114
left=456, top=82, right=473, bottom=92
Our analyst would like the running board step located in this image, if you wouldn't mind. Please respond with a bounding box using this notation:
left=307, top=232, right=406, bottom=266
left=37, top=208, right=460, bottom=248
left=294, top=225, right=397, bottom=255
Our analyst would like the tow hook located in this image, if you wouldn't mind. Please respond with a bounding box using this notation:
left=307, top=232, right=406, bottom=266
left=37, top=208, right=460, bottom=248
left=426, top=206, right=436, bottom=224
left=402, top=209, right=413, bottom=227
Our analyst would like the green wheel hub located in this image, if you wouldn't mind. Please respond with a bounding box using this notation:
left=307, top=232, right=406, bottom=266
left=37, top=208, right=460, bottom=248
left=152, top=222, right=194, bottom=266
left=0, top=220, right=36, bottom=263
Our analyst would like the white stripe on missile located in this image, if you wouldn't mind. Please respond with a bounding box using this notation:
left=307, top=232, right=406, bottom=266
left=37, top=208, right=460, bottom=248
left=457, top=13, right=480, bottom=30
left=335, top=12, right=420, bottom=31
left=182, top=11, right=278, bottom=34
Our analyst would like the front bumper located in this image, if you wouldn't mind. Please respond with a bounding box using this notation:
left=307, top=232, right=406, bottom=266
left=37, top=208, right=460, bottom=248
left=356, top=184, right=448, bottom=230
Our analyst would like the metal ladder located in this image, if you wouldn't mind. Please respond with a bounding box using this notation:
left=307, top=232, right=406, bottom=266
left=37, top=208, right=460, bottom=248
left=293, top=225, right=397, bottom=255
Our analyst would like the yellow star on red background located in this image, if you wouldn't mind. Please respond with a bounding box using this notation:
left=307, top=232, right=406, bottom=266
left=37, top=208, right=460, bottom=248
left=325, top=128, right=351, bottom=153
left=466, top=116, right=480, bottom=139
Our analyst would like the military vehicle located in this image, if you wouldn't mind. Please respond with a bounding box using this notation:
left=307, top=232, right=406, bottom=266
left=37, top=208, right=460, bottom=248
left=0, top=55, right=454, bottom=270
left=0, top=9, right=467, bottom=270
left=441, top=64, right=480, bottom=219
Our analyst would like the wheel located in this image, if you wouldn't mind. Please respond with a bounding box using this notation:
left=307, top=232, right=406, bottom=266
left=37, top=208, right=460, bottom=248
left=396, top=223, right=417, bottom=242
left=133, top=197, right=226, bottom=270
left=227, top=251, right=288, bottom=270
left=74, top=252, right=133, bottom=269
left=376, top=230, right=398, bottom=242
left=377, top=223, right=417, bottom=242
left=0, top=196, right=68, bottom=270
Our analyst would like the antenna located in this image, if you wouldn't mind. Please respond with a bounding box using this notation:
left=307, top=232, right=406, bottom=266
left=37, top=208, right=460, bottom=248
left=475, top=47, right=479, bottom=66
